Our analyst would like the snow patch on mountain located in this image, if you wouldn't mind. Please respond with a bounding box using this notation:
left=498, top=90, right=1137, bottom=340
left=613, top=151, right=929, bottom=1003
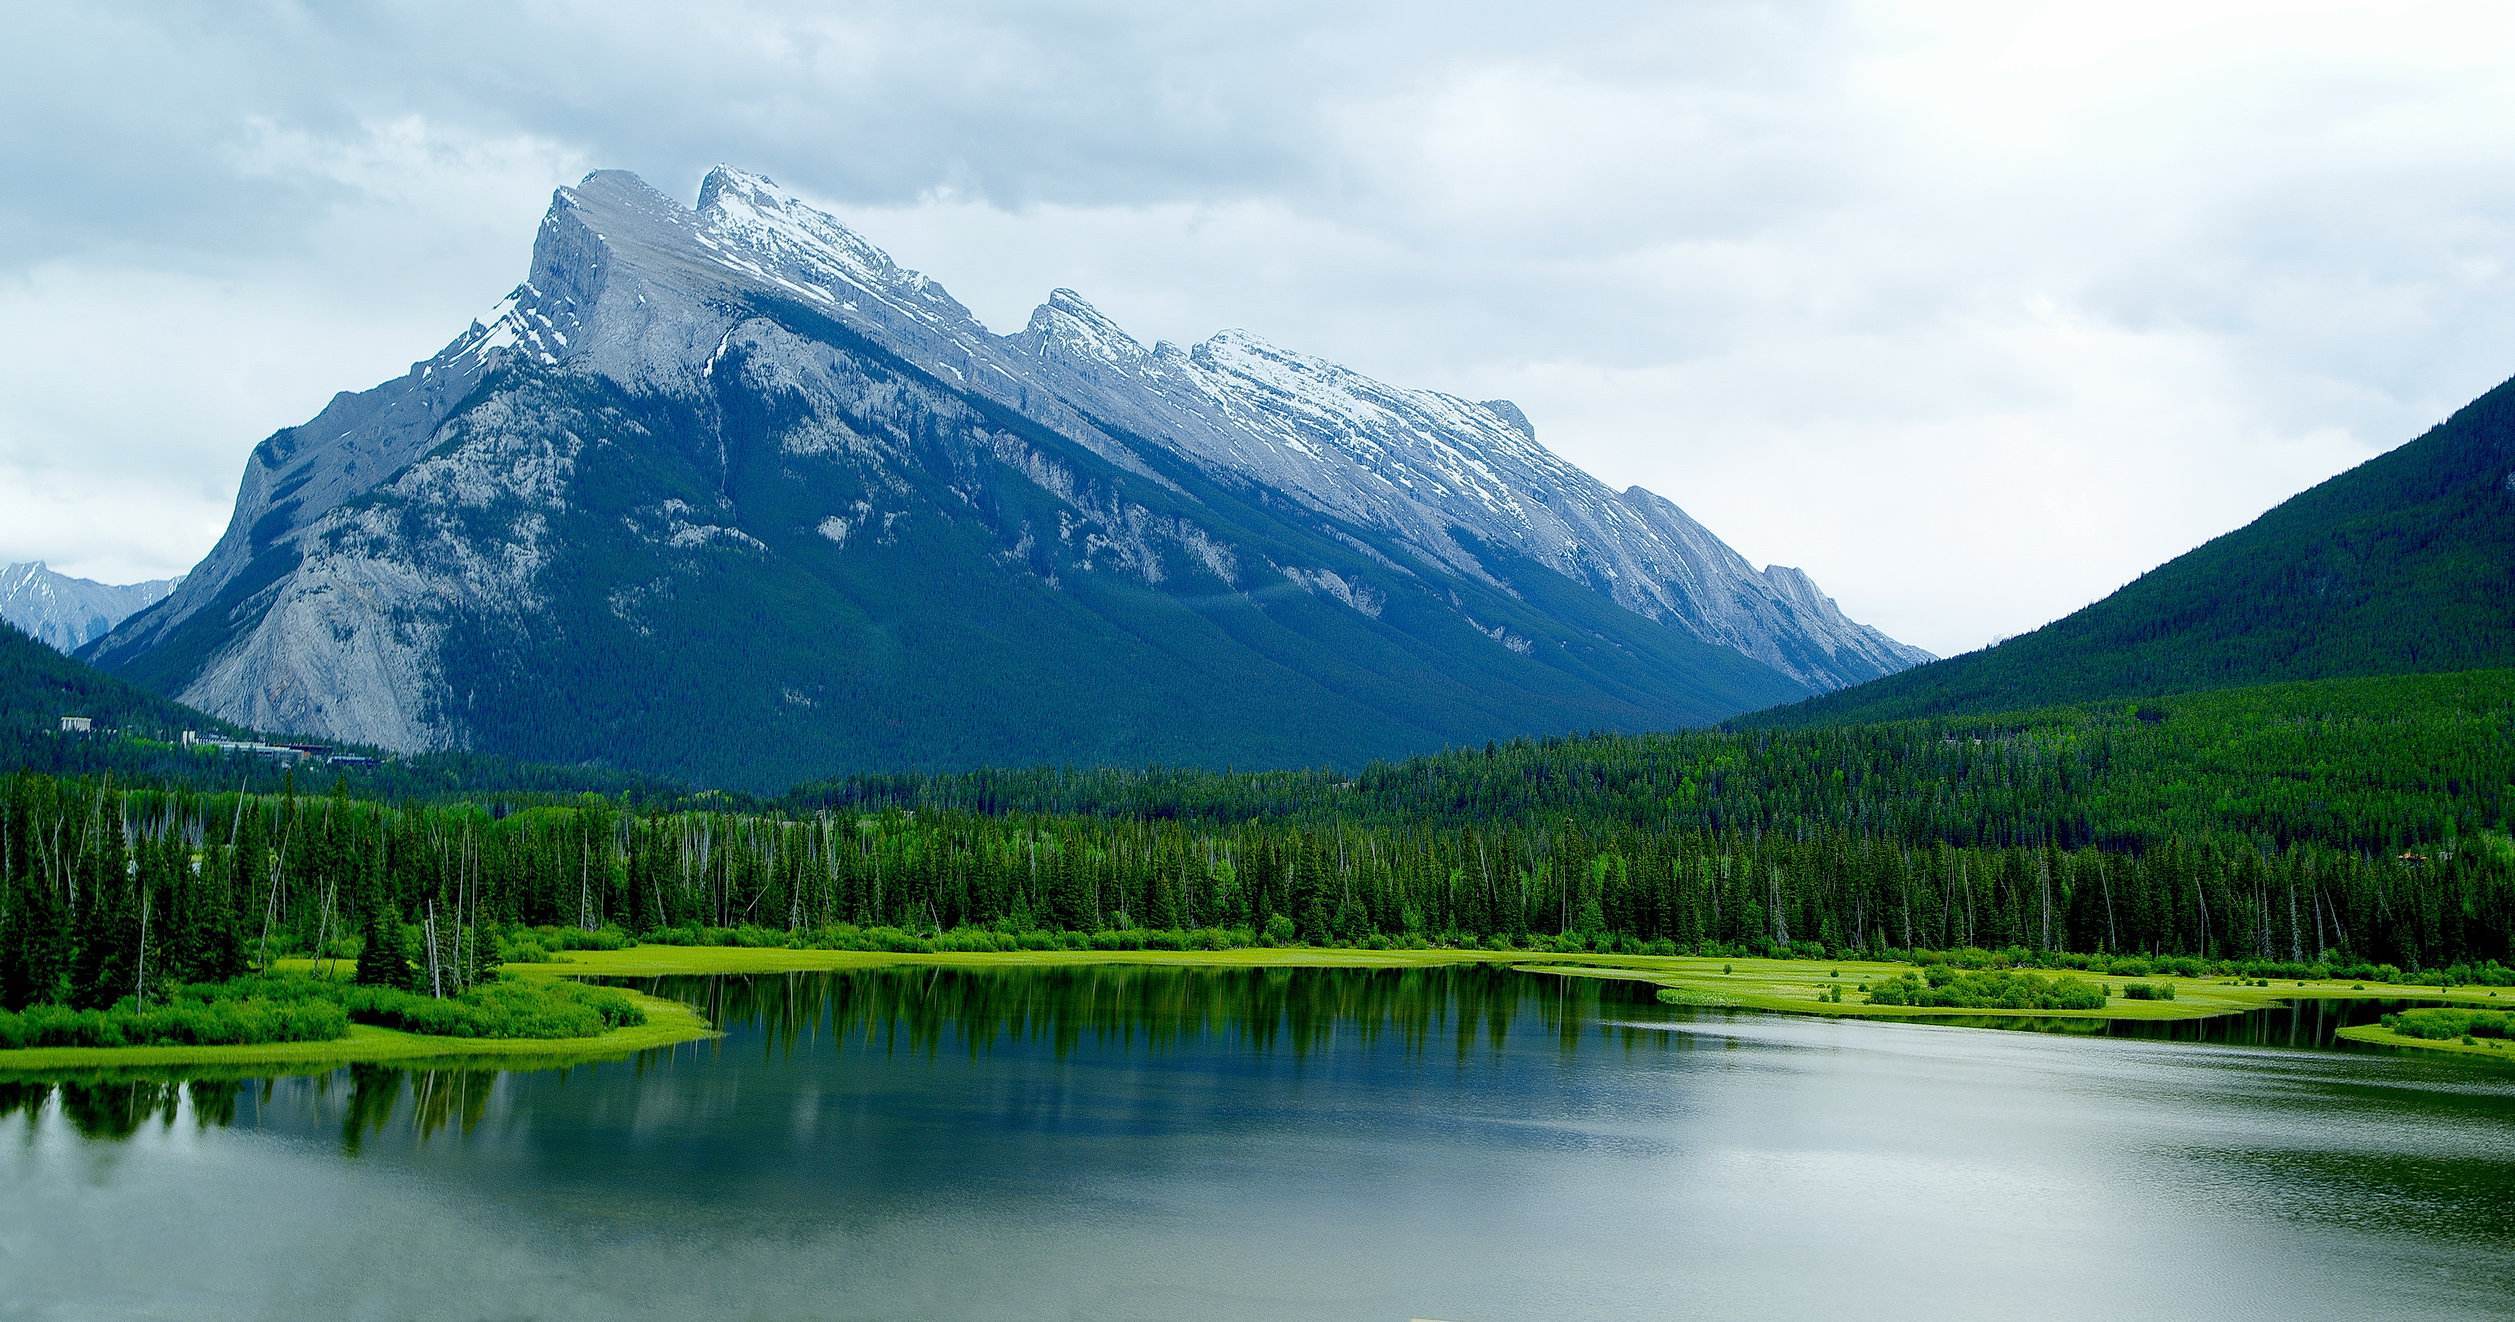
left=0, top=562, right=181, bottom=653
left=92, top=166, right=1928, bottom=761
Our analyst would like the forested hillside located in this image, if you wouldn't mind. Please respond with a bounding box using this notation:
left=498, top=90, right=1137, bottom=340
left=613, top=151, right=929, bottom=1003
left=795, top=670, right=2515, bottom=857
left=6, top=669, right=2509, bottom=1012
left=1, top=621, right=676, bottom=802
left=1745, top=371, right=2515, bottom=727
left=0, top=621, right=236, bottom=745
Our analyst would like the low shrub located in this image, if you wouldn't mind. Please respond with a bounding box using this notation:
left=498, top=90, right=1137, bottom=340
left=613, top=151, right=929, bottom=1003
left=497, top=935, right=558, bottom=965
left=0, top=983, right=350, bottom=1050
left=0, top=972, right=649, bottom=1052
left=1866, top=966, right=2108, bottom=1011
left=2378, top=1008, right=2513, bottom=1042
left=533, top=925, right=637, bottom=952
left=337, top=978, right=644, bottom=1040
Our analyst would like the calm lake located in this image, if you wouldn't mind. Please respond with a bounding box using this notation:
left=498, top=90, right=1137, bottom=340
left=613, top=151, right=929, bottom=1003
left=4, top=965, right=2511, bottom=1320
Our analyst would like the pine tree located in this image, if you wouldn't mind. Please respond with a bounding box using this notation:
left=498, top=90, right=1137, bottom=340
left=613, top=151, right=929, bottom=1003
left=354, top=892, right=408, bottom=989
left=134, top=830, right=181, bottom=998
left=68, top=816, right=134, bottom=1010
left=195, top=840, right=247, bottom=982
left=1, top=871, right=68, bottom=1010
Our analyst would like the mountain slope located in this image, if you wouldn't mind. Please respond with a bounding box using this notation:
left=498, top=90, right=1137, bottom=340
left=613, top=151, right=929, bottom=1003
left=90, top=168, right=1920, bottom=789
left=0, top=562, right=179, bottom=652
left=1747, top=370, right=2515, bottom=727
left=0, top=617, right=227, bottom=740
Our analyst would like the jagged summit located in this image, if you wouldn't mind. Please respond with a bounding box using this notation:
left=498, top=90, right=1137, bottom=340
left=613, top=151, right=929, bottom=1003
left=694, top=166, right=964, bottom=310
left=1479, top=400, right=1536, bottom=442
left=693, top=163, right=774, bottom=210
left=2, top=561, right=180, bottom=653
left=88, top=166, right=1924, bottom=786
left=1019, top=288, right=1148, bottom=369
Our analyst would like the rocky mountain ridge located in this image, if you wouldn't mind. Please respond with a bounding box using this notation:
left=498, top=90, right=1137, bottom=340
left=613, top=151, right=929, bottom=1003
left=89, top=168, right=1924, bottom=786
left=0, top=562, right=180, bottom=653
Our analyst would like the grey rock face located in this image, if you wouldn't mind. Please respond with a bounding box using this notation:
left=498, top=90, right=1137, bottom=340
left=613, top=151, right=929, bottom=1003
left=0, top=562, right=180, bottom=652
left=92, top=166, right=1926, bottom=762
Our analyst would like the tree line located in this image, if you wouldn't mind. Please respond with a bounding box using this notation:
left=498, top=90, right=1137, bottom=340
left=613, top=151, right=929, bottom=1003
left=2, top=754, right=2507, bottom=1021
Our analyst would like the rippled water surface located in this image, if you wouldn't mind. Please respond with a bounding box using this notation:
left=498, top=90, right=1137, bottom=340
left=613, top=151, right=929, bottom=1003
left=4, top=965, right=2511, bottom=1321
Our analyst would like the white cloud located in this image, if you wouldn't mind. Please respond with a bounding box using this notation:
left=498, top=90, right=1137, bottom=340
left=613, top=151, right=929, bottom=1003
left=0, top=117, right=581, bottom=581
left=1493, top=301, right=2376, bottom=652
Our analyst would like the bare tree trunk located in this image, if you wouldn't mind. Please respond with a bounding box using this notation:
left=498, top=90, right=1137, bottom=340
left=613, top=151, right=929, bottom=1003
left=134, top=889, right=152, bottom=1008
left=2195, top=874, right=2211, bottom=956
left=2038, top=854, right=2053, bottom=952
left=425, top=899, right=443, bottom=998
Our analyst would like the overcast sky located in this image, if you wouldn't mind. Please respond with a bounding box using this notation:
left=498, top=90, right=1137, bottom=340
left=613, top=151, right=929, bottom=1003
left=5, top=2, right=2511, bottom=655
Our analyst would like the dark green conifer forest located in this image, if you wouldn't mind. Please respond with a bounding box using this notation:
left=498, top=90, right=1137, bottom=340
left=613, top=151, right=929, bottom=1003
left=4, top=668, right=2508, bottom=1029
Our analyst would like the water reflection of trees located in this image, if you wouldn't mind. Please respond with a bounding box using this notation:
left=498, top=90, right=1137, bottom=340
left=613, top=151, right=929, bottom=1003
left=0, top=1064, right=504, bottom=1149
left=0, top=1077, right=246, bottom=1140
left=660, top=964, right=1678, bottom=1065
left=0, top=968, right=1685, bottom=1145
left=339, top=1064, right=498, bottom=1153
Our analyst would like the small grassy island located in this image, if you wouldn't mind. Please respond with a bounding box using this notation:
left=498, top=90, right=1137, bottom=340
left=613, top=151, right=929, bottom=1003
left=0, top=963, right=708, bottom=1074
left=2339, top=1006, right=2515, bottom=1057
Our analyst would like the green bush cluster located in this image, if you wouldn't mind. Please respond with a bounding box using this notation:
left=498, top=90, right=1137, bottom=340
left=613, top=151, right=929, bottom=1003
left=1864, top=965, right=2109, bottom=1011
left=0, top=984, right=349, bottom=1049
left=0, top=973, right=645, bottom=1051
left=496, top=934, right=558, bottom=965
left=0, top=997, right=347, bottom=1051
left=530, top=925, right=637, bottom=952
left=495, top=925, right=636, bottom=965
left=1886, top=945, right=2471, bottom=987
left=2378, top=1007, right=2513, bottom=1041
left=338, top=978, right=643, bottom=1040
left=2121, top=982, right=2177, bottom=1001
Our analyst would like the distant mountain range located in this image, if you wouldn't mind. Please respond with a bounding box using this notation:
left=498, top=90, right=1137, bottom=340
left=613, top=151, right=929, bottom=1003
left=1749, top=369, right=2515, bottom=727
left=83, top=168, right=1923, bottom=788
left=0, top=562, right=179, bottom=652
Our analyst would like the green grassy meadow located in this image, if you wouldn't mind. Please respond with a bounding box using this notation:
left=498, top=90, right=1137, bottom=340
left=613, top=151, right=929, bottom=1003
left=0, top=963, right=713, bottom=1074
left=1510, top=953, right=2511, bottom=1024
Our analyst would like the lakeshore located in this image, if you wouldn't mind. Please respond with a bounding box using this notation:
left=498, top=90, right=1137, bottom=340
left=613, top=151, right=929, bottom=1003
left=6, top=943, right=2508, bottom=1075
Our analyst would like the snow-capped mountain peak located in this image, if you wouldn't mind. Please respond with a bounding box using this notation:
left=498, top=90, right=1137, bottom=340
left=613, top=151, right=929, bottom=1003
left=1, top=561, right=181, bottom=653
left=694, top=165, right=974, bottom=331
left=1478, top=399, right=1537, bottom=442
left=1019, top=289, right=1149, bottom=370
left=88, top=166, right=1926, bottom=781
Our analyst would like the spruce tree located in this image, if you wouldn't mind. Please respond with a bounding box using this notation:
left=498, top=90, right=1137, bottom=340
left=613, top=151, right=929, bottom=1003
left=1, top=872, right=67, bottom=1010
left=195, top=843, right=247, bottom=982
left=68, top=816, right=134, bottom=1010
left=354, top=893, right=407, bottom=989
